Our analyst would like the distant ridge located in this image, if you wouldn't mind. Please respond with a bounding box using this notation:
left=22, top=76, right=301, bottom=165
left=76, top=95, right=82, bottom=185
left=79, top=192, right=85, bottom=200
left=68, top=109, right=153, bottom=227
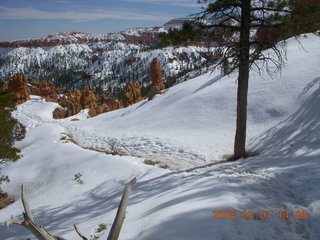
left=0, top=27, right=165, bottom=48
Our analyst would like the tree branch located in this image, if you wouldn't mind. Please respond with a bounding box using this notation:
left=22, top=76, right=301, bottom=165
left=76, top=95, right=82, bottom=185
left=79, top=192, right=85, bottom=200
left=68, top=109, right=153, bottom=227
left=107, top=177, right=137, bottom=240
left=74, top=224, right=88, bottom=240
left=5, top=185, right=62, bottom=240
left=5, top=217, right=24, bottom=228
left=6, top=179, right=138, bottom=240
left=251, top=7, right=291, bottom=13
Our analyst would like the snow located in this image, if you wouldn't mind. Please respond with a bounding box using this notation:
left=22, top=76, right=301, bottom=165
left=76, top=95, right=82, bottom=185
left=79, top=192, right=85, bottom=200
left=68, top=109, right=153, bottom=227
left=0, top=30, right=213, bottom=90
left=0, top=33, right=320, bottom=240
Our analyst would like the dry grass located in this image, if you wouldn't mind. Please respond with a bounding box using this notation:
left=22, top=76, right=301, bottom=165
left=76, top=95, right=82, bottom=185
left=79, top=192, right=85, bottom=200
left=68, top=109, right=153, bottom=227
left=83, top=146, right=127, bottom=156
left=159, top=164, right=170, bottom=169
left=0, top=192, right=14, bottom=209
left=144, top=160, right=170, bottom=169
left=144, top=160, right=160, bottom=166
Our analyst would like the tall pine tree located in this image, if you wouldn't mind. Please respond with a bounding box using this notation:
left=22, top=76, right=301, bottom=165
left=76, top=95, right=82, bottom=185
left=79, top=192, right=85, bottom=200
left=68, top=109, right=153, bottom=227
left=193, top=0, right=320, bottom=159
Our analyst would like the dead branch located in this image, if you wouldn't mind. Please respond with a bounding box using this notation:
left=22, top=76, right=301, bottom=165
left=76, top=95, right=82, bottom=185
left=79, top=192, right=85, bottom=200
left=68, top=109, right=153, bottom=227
left=6, top=178, right=137, bottom=240
left=5, top=185, right=58, bottom=240
left=74, top=224, right=88, bottom=240
left=107, top=177, right=137, bottom=240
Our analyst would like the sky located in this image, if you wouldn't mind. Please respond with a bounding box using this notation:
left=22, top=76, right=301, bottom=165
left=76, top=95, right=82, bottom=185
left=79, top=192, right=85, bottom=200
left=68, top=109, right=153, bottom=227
left=0, top=0, right=204, bottom=41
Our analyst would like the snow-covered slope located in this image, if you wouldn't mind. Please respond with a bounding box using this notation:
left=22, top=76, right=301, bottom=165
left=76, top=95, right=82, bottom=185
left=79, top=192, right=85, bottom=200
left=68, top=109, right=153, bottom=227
left=0, top=33, right=319, bottom=240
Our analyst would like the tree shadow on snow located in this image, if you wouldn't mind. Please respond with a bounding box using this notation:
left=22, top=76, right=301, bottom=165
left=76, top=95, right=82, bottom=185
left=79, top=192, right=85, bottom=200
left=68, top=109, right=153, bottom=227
left=250, top=77, right=320, bottom=161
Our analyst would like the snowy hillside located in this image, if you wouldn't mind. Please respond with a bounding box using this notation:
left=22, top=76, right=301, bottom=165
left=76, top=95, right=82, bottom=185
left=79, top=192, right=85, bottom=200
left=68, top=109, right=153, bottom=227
left=0, top=28, right=213, bottom=93
left=0, top=33, right=320, bottom=240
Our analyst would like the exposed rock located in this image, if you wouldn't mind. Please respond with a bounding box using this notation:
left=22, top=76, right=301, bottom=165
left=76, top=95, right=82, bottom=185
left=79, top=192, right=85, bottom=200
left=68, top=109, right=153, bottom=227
left=105, top=98, right=123, bottom=111
left=147, top=86, right=161, bottom=100
left=45, top=94, right=59, bottom=103
left=165, top=76, right=177, bottom=88
left=150, top=58, right=165, bottom=90
left=59, top=97, right=83, bottom=117
left=53, top=86, right=123, bottom=119
left=122, top=82, right=142, bottom=107
left=80, top=86, right=97, bottom=109
left=7, top=75, right=31, bottom=105
left=53, top=108, right=66, bottom=119
left=29, top=80, right=60, bottom=96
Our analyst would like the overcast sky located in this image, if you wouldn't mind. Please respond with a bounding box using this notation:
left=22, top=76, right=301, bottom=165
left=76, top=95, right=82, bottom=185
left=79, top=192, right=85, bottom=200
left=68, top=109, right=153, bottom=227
left=0, top=0, right=203, bottom=41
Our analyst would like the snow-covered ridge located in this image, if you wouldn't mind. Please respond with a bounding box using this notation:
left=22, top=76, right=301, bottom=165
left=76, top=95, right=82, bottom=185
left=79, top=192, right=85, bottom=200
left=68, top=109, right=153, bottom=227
left=0, top=27, right=165, bottom=48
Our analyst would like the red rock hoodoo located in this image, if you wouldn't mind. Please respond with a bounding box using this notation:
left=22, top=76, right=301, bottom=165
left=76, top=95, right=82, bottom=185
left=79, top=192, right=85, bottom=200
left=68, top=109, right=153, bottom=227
left=122, top=82, right=142, bottom=107
left=150, top=58, right=165, bottom=90
left=7, top=75, right=31, bottom=105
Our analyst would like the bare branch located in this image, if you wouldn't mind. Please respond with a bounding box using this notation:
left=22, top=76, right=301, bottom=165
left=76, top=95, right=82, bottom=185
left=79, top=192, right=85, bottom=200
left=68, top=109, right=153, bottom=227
left=251, top=7, right=291, bottom=13
left=107, top=177, right=137, bottom=240
left=5, top=217, right=23, bottom=228
left=21, top=184, right=35, bottom=222
left=74, top=224, right=88, bottom=240
left=5, top=185, right=62, bottom=240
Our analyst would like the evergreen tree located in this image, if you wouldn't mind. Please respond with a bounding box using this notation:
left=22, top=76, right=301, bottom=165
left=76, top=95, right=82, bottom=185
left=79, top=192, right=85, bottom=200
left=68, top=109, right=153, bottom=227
left=0, top=80, right=21, bottom=163
left=193, top=0, right=320, bottom=159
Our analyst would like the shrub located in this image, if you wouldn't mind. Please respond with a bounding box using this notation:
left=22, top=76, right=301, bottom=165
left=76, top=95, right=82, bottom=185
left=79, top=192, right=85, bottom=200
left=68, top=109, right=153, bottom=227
left=159, top=164, right=170, bottom=169
left=73, top=173, right=84, bottom=184
left=144, top=160, right=160, bottom=166
left=95, top=224, right=107, bottom=233
left=106, top=138, right=125, bottom=155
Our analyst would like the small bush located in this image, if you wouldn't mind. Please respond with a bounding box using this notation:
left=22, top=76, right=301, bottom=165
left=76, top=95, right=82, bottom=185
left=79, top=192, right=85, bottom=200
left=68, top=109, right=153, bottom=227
left=159, top=164, right=170, bottom=169
left=73, top=173, right=84, bottom=184
left=90, top=235, right=100, bottom=240
left=106, top=138, right=125, bottom=156
left=95, top=224, right=107, bottom=233
left=0, top=175, right=9, bottom=184
left=144, top=160, right=160, bottom=166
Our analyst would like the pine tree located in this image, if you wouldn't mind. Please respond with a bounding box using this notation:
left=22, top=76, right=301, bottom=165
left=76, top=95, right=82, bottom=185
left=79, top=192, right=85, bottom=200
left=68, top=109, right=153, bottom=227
left=0, top=80, right=21, bottom=162
left=194, top=0, right=320, bottom=159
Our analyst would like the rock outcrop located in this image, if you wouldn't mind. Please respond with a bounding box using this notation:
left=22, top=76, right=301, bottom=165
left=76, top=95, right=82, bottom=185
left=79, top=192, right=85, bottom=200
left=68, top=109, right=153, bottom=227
left=80, top=86, right=97, bottom=109
left=53, top=86, right=123, bottom=119
left=52, top=108, right=66, bottom=119
left=7, top=75, right=31, bottom=105
left=150, top=58, right=165, bottom=90
left=5, top=76, right=124, bottom=119
left=122, top=82, right=142, bottom=107
left=147, top=86, right=161, bottom=100
left=29, top=80, right=61, bottom=102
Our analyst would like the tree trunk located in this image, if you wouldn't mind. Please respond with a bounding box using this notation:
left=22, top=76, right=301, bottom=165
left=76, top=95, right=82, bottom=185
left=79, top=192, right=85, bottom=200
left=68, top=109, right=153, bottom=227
left=233, top=0, right=251, bottom=159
